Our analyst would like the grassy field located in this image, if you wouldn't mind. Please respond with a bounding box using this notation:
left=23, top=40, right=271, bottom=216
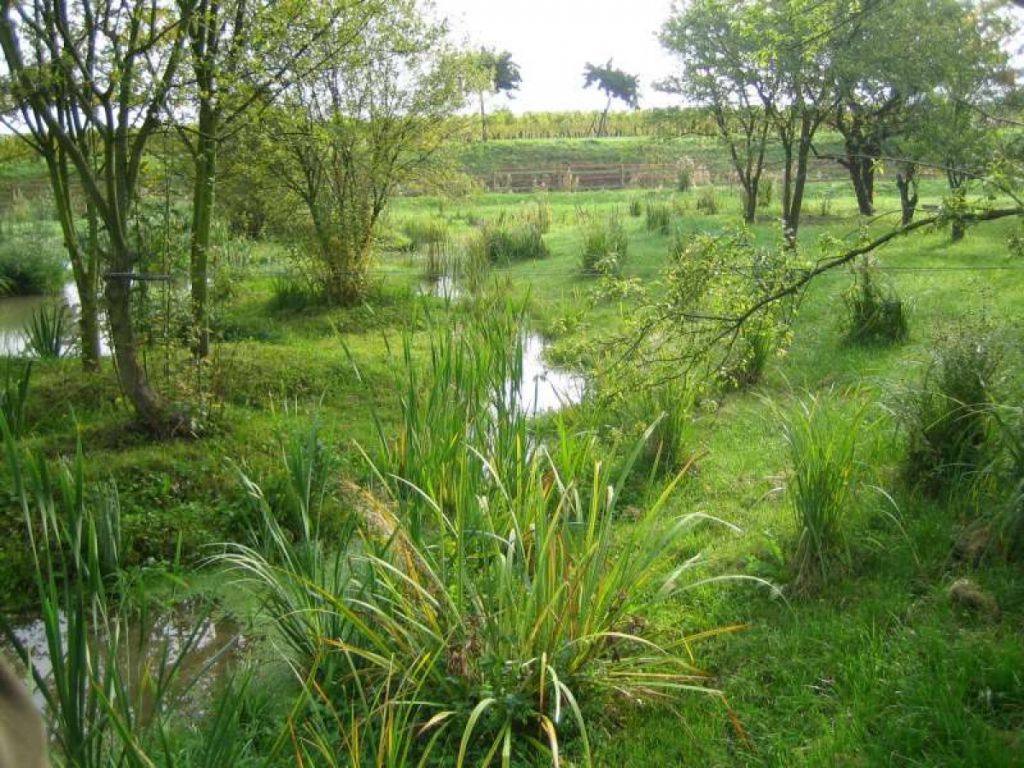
left=1, top=143, right=1023, bottom=765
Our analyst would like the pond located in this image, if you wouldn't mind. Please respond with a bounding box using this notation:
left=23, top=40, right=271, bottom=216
left=519, top=333, right=585, bottom=415
left=3, top=600, right=245, bottom=715
left=0, top=281, right=110, bottom=357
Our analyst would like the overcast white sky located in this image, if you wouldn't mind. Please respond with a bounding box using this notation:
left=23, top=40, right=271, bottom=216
left=432, top=0, right=680, bottom=113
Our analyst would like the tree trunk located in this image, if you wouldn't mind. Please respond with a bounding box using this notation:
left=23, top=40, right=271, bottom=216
left=846, top=154, right=874, bottom=216
left=44, top=152, right=102, bottom=371
left=780, top=141, right=795, bottom=243
left=742, top=183, right=757, bottom=223
left=479, top=91, right=488, bottom=142
left=190, top=101, right=218, bottom=359
left=104, top=271, right=172, bottom=432
left=896, top=165, right=918, bottom=226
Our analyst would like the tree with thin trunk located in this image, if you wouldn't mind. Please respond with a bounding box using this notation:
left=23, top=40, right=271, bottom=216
left=470, top=48, right=520, bottom=142
left=180, top=0, right=377, bottom=359
left=0, top=0, right=198, bottom=434
left=659, top=0, right=773, bottom=223
left=582, top=59, right=639, bottom=138
left=257, top=0, right=467, bottom=306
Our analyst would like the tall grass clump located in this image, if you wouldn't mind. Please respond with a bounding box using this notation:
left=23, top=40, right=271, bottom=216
left=324, top=306, right=734, bottom=764
left=782, top=394, right=864, bottom=589
left=628, top=197, right=643, bottom=217
left=524, top=196, right=552, bottom=234
left=474, top=221, right=549, bottom=264
left=900, top=328, right=1001, bottom=492
left=695, top=188, right=719, bottom=216
left=644, top=200, right=672, bottom=235
left=401, top=218, right=450, bottom=251
left=24, top=302, right=72, bottom=358
left=580, top=214, right=628, bottom=275
left=222, top=421, right=368, bottom=678
left=0, top=235, right=66, bottom=295
left=1, top=361, right=31, bottom=437
left=842, top=257, right=908, bottom=345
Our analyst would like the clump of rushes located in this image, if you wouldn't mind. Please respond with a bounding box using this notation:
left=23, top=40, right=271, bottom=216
left=781, top=393, right=865, bottom=589
left=580, top=214, right=629, bottom=275
left=645, top=201, right=672, bottom=235
left=901, top=327, right=1001, bottom=493
left=24, top=302, right=72, bottom=359
left=246, top=304, right=741, bottom=766
left=473, top=221, right=549, bottom=263
left=842, top=257, right=908, bottom=345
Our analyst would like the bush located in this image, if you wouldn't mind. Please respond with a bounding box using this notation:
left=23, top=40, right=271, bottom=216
left=757, top=177, right=773, bottom=209
left=0, top=235, right=66, bottom=295
left=782, top=394, right=864, bottom=589
left=580, top=215, right=628, bottom=274
left=695, top=188, right=719, bottom=216
left=476, top=221, right=549, bottom=263
left=628, top=197, right=643, bottom=217
left=644, top=201, right=672, bottom=235
left=842, top=258, right=908, bottom=345
left=901, top=328, right=1001, bottom=491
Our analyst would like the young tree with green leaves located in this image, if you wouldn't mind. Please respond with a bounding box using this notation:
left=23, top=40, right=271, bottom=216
left=660, top=0, right=774, bottom=223
left=0, top=0, right=197, bottom=433
left=469, top=48, right=521, bottom=142
left=583, top=59, right=639, bottom=137
left=180, top=0, right=380, bottom=358
left=258, top=0, right=467, bottom=305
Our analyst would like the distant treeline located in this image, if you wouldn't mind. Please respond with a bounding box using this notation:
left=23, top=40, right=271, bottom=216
left=452, top=108, right=720, bottom=141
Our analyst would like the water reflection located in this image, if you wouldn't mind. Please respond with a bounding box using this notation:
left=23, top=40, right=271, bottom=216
left=519, top=333, right=585, bottom=415
left=3, top=601, right=244, bottom=715
left=0, top=281, right=110, bottom=357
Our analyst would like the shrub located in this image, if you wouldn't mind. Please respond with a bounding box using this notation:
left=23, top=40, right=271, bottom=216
left=628, top=197, right=643, bottom=217
left=580, top=215, right=628, bottom=274
left=644, top=201, right=672, bottom=234
left=0, top=235, right=66, bottom=295
left=695, top=188, right=719, bottom=216
left=901, top=328, right=1001, bottom=491
left=757, top=177, right=773, bottom=209
left=842, top=258, right=908, bottom=345
left=782, top=394, right=864, bottom=589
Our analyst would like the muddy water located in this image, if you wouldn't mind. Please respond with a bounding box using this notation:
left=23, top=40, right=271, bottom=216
left=4, top=601, right=245, bottom=714
left=0, top=281, right=110, bottom=357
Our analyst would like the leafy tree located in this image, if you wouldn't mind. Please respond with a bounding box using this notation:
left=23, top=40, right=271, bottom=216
left=0, top=0, right=197, bottom=433
left=828, top=0, right=1010, bottom=217
left=257, top=0, right=466, bottom=305
left=180, top=0, right=379, bottom=358
left=583, top=59, right=639, bottom=137
left=660, top=0, right=774, bottom=222
left=469, top=47, right=521, bottom=141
